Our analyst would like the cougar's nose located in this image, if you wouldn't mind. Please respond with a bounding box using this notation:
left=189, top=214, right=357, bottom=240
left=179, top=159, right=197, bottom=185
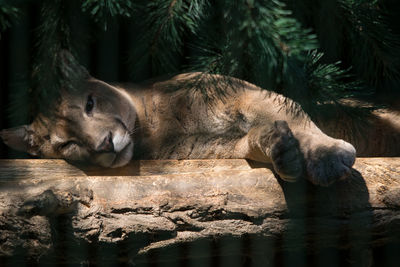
left=97, top=132, right=114, bottom=152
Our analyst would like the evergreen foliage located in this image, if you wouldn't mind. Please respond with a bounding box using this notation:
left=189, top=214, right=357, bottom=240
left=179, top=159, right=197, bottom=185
left=287, top=0, right=400, bottom=91
left=339, top=0, right=400, bottom=88
left=1, top=0, right=399, bottom=121
left=129, top=0, right=208, bottom=78
left=0, top=3, right=19, bottom=38
left=32, top=0, right=72, bottom=115
left=187, top=1, right=318, bottom=90
left=82, top=0, right=135, bottom=30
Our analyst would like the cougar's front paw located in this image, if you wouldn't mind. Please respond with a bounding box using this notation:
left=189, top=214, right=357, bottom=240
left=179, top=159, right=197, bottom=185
left=302, top=138, right=356, bottom=186
left=270, top=121, right=303, bottom=182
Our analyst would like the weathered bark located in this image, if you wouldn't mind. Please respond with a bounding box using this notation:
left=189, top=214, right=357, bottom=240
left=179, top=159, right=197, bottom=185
left=0, top=158, right=400, bottom=265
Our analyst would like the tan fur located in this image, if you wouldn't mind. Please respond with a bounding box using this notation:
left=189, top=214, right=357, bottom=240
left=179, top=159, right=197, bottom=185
left=312, top=100, right=400, bottom=157
left=1, top=71, right=357, bottom=186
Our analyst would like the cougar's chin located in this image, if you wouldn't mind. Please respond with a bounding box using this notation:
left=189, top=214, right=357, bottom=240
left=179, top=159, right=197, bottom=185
left=94, top=152, right=116, bottom=168
left=110, top=142, right=134, bottom=168
left=93, top=142, right=133, bottom=168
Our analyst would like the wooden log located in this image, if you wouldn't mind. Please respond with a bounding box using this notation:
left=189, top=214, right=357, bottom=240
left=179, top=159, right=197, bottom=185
left=0, top=158, right=400, bottom=265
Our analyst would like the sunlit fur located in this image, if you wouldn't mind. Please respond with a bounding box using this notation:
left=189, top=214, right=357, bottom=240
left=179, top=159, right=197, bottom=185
left=1, top=73, right=356, bottom=186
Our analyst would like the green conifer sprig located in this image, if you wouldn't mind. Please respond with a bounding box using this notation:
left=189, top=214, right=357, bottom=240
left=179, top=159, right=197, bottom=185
left=280, top=51, right=375, bottom=123
left=32, top=0, right=72, bottom=115
left=129, top=0, right=209, bottom=79
left=82, top=0, right=136, bottom=30
left=286, top=0, right=400, bottom=92
left=304, top=51, right=361, bottom=100
left=0, top=4, right=19, bottom=38
left=187, top=0, right=318, bottom=92
left=274, top=50, right=363, bottom=116
left=339, top=0, right=400, bottom=88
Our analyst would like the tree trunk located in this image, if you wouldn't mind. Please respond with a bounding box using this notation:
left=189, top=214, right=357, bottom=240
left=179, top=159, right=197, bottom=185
left=0, top=158, right=400, bottom=266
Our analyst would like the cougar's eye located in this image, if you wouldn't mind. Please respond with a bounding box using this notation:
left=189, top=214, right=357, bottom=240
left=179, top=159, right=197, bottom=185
left=85, top=95, right=94, bottom=115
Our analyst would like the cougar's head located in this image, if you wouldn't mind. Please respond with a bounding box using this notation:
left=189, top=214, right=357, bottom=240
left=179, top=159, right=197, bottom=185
left=1, top=51, right=136, bottom=168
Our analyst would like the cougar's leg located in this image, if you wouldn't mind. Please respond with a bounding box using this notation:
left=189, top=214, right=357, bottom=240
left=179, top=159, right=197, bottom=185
left=235, top=120, right=303, bottom=182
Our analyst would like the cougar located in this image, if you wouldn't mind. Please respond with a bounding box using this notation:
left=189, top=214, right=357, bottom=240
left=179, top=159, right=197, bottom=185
left=1, top=51, right=356, bottom=186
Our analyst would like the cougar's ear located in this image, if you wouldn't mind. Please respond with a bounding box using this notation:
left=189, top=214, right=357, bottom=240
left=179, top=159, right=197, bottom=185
left=58, top=50, right=90, bottom=83
left=0, top=125, right=40, bottom=156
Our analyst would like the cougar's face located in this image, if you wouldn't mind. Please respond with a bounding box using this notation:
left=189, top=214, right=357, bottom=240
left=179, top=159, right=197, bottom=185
left=2, top=78, right=136, bottom=168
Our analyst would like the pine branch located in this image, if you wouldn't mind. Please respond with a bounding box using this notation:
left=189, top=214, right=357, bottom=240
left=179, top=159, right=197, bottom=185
left=0, top=3, right=20, bottom=38
left=81, top=0, right=136, bottom=30
left=282, top=51, right=376, bottom=125
left=187, top=0, right=318, bottom=91
left=129, top=0, right=208, bottom=79
left=31, top=0, right=72, bottom=116
left=303, top=52, right=358, bottom=97
left=339, top=0, right=400, bottom=89
left=304, top=51, right=362, bottom=100
left=182, top=1, right=365, bottom=109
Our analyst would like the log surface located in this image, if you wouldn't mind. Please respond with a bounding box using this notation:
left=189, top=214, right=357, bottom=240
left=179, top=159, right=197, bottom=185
left=0, top=158, right=400, bottom=265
